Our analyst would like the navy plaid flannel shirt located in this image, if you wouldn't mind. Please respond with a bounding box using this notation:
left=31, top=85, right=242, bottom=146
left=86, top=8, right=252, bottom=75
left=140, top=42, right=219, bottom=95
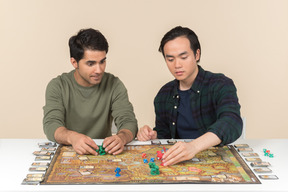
left=153, top=65, right=243, bottom=145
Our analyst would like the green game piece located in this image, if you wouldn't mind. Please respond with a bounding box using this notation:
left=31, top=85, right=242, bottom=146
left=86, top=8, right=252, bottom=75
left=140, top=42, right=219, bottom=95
left=149, top=162, right=159, bottom=175
left=264, top=152, right=269, bottom=156
left=96, top=144, right=106, bottom=155
left=149, top=162, right=156, bottom=168
left=269, top=154, right=274, bottom=158
left=150, top=166, right=160, bottom=175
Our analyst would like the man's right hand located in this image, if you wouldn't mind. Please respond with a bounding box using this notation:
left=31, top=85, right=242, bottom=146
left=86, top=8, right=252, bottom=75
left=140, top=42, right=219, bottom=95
left=137, top=125, right=157, bottom=141
left=68, top=132, right=98, bottom=155
left=54, top=127, right=98, bottom=155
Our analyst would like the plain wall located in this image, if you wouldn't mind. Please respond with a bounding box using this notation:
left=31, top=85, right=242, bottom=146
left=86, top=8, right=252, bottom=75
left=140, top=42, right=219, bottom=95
left=1, top=0, right=287, bottom=139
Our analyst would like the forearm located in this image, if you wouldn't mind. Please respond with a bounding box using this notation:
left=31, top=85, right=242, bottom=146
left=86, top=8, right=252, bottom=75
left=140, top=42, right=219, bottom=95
left=190, top=132, right=221, bottom=154
left=117, top=129, right=134, bottom=145
left=54, top=126, right=75, bottom=145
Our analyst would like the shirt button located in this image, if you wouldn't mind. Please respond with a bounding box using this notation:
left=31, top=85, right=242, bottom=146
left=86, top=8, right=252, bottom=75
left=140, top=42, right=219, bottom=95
left=197, top=90, right=200, bottom=93
left=174, top=106, right=177, bottom=109
left=172, top=122, right=175, bottom=125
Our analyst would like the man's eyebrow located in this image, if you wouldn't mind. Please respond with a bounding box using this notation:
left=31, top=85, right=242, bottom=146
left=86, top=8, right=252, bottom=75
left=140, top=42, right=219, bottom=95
left=86, top=60, right=96, bottom=64
left=178, top=51, right=188, bottom=56
left=165, top=54, right=174, bottom=58
left=165, top=51, right=188, bottom=58
left=100, top=57, right=107, bottom=62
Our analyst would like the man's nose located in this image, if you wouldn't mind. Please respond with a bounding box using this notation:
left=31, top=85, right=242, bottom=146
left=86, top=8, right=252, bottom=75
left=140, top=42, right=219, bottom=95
left=175, top=59, right=182, bottom=68
left=93, top=64, right=102, bottom=73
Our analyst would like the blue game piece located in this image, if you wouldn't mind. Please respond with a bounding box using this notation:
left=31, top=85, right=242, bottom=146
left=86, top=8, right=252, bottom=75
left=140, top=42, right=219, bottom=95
left=115, top=167, right=121, bottom=177
left=150, top=158, right=155, bottom=162
left=143, top=159, right=148, bottom=163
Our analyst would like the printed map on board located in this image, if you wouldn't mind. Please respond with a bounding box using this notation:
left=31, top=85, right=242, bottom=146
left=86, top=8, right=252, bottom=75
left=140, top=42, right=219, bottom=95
left=42, top=145, right=260, bottom=184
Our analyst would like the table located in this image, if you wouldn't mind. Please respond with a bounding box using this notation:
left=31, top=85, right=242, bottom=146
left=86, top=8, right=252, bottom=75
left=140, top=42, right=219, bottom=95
left=0, top=139, right=287, bottom=192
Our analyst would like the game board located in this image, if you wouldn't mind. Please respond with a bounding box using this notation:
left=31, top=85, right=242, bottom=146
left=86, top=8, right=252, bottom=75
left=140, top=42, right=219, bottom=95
left=42, top=144, right=260, bottom=184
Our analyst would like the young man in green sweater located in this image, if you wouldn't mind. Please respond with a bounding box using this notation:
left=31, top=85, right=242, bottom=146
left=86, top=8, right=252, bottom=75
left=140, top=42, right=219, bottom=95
left=43, top=28, right=138, bottom=156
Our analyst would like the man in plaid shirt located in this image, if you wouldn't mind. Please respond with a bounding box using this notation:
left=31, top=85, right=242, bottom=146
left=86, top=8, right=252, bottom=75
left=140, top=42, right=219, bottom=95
left=137, top=26, right=243, bottom=166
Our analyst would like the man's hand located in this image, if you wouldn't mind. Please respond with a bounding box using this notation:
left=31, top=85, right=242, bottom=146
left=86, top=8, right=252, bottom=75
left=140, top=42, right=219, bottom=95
left=68, top=132, right=98, bottom=155
left=162, top=132, right=222, bottom=166
left=103, top=135, right=125, bottom=155
left=162, top=141, right=197, bottom=166
left=103, top=129, right=134, bottom=155
left=137, top=125, right=157, bottom=141
left=54, top=126, right=98, bottom=155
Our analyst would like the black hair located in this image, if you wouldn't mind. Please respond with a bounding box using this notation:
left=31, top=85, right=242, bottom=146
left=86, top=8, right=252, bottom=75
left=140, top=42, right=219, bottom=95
left=69, top=28, right=109, bottom=62
left=159, top=26, right=201, bottom=62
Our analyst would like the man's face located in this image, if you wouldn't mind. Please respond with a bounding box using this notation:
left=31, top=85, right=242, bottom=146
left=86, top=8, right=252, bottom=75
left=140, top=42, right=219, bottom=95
left=71, top=49, right=106, bottom=87
left=163, top=36, right=200, bottom=89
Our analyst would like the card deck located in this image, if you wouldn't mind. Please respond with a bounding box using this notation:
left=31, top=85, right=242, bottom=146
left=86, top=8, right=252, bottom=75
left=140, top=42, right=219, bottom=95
left=234, top=144, right=249, bottom=148
left=238, top=148, right=253, bottom=152
left=26, top=173, right=45, bottom=178
left=253, top=167, right=272, bottom=173
left=245, top=157, right=262, bottom=162
left=35, top=156, right=51, bottom=161
left=167, top=139, right=177, bottom=144
left=250, top=162, right=271, bottom=167
left=29, top=166, right=47, bottom=172
left=151, top=140, right=161, bottom=145
left=241, top=153, right=259, bottom=157
left=33, top=151, right=53, bottom=156
left=31, top=162, right=50, bottom=167
left=41, top=147, right=57, bottom=151
left=21, top=178, right=41, bottom=185
left=38, top=142, right=56, bottom=148
left=259, top=175, right=278, bottom=180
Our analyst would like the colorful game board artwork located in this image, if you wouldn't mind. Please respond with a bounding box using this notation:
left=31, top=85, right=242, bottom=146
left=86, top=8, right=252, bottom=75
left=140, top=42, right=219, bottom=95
left=41, top=145, right=261, bottom=184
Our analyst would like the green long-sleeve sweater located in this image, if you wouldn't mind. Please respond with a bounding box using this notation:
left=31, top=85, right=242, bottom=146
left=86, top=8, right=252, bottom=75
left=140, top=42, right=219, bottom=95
left=43, top=70, right=138, bottom=142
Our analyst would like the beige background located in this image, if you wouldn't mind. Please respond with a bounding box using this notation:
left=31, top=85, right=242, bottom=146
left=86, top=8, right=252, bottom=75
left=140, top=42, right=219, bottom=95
left=0, top=0, right=287, bottom=139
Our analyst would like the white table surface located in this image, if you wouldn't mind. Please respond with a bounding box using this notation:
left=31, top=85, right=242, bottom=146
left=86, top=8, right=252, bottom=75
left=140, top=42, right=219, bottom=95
left=0, top=139, right=287, bottom=192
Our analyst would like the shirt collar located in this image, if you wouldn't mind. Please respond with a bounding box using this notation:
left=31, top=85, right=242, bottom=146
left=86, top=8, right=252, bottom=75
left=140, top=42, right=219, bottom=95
left=172, top=65, right=205, bottom=97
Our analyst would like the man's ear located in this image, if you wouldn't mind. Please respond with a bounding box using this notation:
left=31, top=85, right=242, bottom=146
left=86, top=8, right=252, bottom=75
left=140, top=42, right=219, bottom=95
left=70, top=57, right=78, bottom=69
left=196, top=49, right=201, bottom=61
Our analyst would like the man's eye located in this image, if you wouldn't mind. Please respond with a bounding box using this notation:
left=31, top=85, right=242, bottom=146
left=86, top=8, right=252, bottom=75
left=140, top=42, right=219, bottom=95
left=87, top=63, right=93, bottom=66
left=181, top=57, right=187, bottom=60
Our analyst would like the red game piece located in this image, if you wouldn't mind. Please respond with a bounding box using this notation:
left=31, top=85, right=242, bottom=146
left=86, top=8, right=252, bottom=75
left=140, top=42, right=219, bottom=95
left=141, top=153, right=146, bottom=158
left=156, top=151, right=163, bottom=160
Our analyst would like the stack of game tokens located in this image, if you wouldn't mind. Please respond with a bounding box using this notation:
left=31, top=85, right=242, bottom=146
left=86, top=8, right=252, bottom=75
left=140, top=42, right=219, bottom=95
left=21, top=142, right=57, bottom=185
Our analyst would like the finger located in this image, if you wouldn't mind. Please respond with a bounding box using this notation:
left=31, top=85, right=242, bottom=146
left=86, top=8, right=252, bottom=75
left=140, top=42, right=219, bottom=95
left=74, top=146, right=86, bottom=155
left=106, top=139, right=121, bottom=154
left=163, top=143, right=182, bottom=161
left=112, top=145, right=124, bottom=155
left=83, top=143, right=97, bottom=155
left=103, top=136, right=114, bottom=148
left=149, top=131, right=157, bottom=140
left=141, top=128, right=153, bottom=141
left=163, top=154, right=183, bottom=166
left=86, top=138, right=98, bottom=151
left=138, top=131, right=150, bottom=141
left=163, top=148, right=184, bottom=166
left=110, top=142, right=123, bottom=155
